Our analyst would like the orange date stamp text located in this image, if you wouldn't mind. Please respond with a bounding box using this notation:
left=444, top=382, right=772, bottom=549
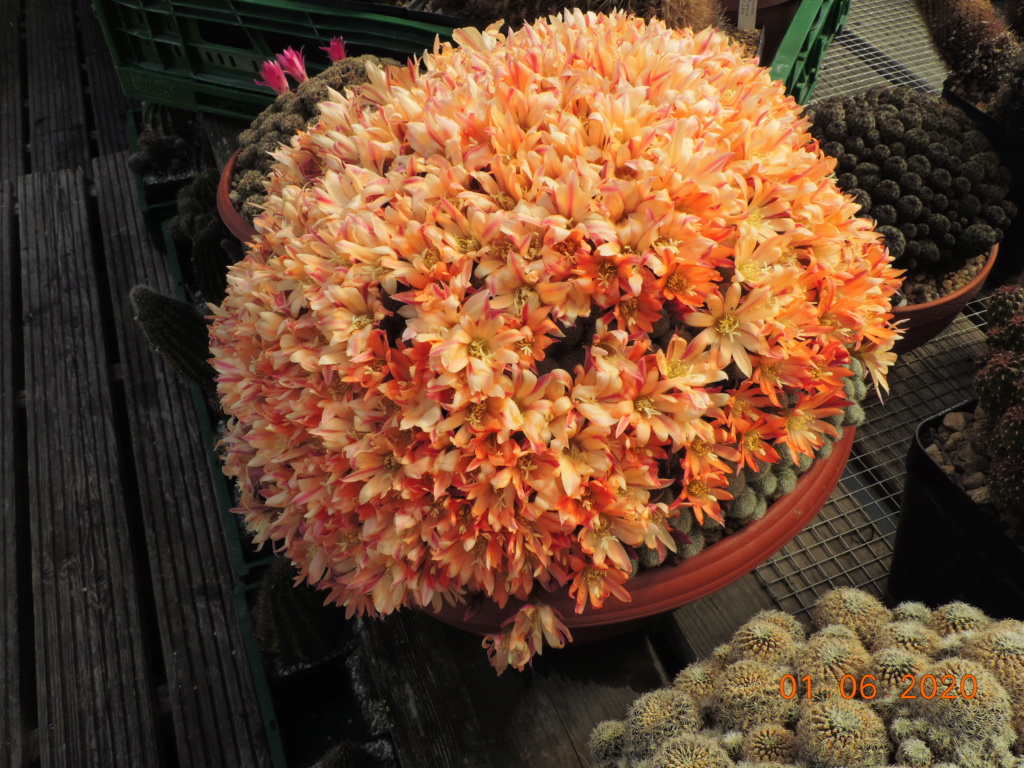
left=779, top=673, right=978, bottom=700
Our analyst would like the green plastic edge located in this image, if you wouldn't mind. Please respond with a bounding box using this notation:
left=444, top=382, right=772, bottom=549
left=160, top=219, right=276, bottom=581
left=770, top=0, right=849, bottom=104
left=157, top=218, right=287, bottom=765
left=234, top=581, right=290, bottom=768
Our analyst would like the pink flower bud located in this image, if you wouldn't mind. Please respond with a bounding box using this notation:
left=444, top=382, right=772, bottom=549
left=275, top=46, right=309, bottom=83
left=320, top=36, right=347, bottom=62
left=254, top=61, right=290, bottom=94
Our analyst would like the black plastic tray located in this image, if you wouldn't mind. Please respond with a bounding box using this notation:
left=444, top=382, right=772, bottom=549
left=887, top=398, right=1024, bottom=618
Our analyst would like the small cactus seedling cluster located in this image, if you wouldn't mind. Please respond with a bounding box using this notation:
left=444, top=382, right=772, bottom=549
left=921, top=286, right=1024, bottom=550
left=170, top=170, right=243, bottom=304
left=232, top=52, right=399, bottom=223
left=589, top=589, right=1024, bottom=768
left=805, top=86, right=1013, bottom=285
left=127, top=103, right=200, bottom=180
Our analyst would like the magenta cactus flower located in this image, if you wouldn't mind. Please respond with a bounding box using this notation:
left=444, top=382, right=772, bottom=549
left=320, top=36, right=347, bottom=62
left=254, top=60, right=290, bottom=94
left=275, top=46, right=309, bottom=83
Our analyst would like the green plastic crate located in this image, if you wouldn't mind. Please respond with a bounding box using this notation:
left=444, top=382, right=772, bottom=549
left=98, top=0, right=845, bottom=119
left=770, top=0, right=850, bottom=104
left=161, top=220, right=278, bottom=583
left=93, top=0, right=464, bottom=119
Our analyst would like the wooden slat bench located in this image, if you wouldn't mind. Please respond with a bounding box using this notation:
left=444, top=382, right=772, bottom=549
left=0, top=180, right=24, bottom=767
left=361, top=610, right=676, bottom=768
left=25, top=0, right=92, bottom=173
left=77, top=0, right=135, bottom=157
left=92, top=151, right=271, bottom=768
left=19, top=168, right=161, bottom=766
left=0, top=5, right=25, bottom=180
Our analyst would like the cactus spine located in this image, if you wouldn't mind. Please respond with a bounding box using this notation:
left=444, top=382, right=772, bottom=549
left=130, top=285, right=216, bottom=398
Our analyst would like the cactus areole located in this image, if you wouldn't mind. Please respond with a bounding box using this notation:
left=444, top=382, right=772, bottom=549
left=209, top=12, right=901, bottom=672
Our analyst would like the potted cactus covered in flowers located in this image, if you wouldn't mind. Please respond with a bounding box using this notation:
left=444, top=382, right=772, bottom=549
left=208, top=11, right=902, bottom=673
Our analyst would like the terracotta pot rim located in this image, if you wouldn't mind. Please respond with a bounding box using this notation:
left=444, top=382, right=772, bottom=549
left=892, top=244, right=998, bottom=317
left=218, top=149, right=259, bottom=243
left=428, top=428, right=855, bottom=635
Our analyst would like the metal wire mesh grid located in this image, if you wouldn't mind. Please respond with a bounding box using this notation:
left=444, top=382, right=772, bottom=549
left=810, top=0, right=949, bottom=101
left=755, top=298, right=990, bottom=621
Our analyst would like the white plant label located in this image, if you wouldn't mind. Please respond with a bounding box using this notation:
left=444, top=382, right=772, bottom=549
left=738, top=0, right=757, bottom=31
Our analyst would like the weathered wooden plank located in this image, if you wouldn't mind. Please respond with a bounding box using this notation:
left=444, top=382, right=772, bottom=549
left=0, top=180, right=24, bottom=767
left=76, top=0, right=135, bottom=156
left=19, top=169, right=161, bottom=767
left=25, top=1, right=90, bottom=172
left=92, top=152, right=272, bottom=768
left=669, top=573, right=780, bottom=659
left=361, top=609, right=670, bottom=768
left=0, top=0, right=24, bottom=179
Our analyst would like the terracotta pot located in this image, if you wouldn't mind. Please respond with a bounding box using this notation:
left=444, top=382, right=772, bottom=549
left=891, top=245, right=998, bottom=357
left=218, top=149, right=259, bottom=243
left=428, top=427, right=855, bottom=643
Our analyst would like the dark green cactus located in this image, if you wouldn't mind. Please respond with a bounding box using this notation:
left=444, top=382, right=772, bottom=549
left=987, top=285, right=1024, bottom=329
left=989, top=454, right=1024, bottom=518
left=993, top=402, right=1024, bottom=455
left=169, top=168, right=219, bottom=244
left=806, top=86, right=1010, bottom=275
left=252, top=557, right=344, bottom=666
left=191, top=222, right=242, bottom=304
left=988, top=313, right=1024, bottom=353
left=916, top=0, right=1021, bottom=106
left=974, top=349, right=1024, bottom=418
left=129, top=285, right=216, bottom=398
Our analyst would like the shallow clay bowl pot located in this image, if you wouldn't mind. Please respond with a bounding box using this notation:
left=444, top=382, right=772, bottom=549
left=428, top=428, right=855, bottom=644
left=891, top=245, right=998, bottom=357
left=218, top=149, right=259, bottom=243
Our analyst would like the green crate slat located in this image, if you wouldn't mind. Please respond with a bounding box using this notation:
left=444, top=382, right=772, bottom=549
left=99, top=0, right=845, bottom=119
left=771, top=0, right=850, bottom=104
left=234, top=582, right=289, bottom=768
left=159, top=220, right=278, bottom=581
left=95, top=0, right=460, bottom=119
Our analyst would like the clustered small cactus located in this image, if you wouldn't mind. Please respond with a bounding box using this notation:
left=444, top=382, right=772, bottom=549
left=970, top=285, right=1024, bottom=520
left=231, top=53, right=399, bottom=222
left=589, top=589, right=1024, bottom=768
left=805, top=86, right=1014, bottom=294
left=170, top=169, right=243, bottom=304
left=127, top=102, right=198, bottom=180
left=648, top=361, right=869, bottom=568
left=914, top=0, right=1024, bottom=146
